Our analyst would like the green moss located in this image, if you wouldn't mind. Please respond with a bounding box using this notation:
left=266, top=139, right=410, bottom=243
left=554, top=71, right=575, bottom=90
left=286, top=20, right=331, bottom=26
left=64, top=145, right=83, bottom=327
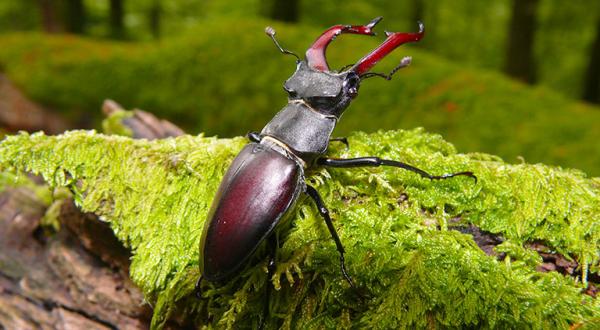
left=0, top=127, right=597, bottom=329
left=101, top=108, right=134, bottom=137
left=0, top=171, right=52, bottom=206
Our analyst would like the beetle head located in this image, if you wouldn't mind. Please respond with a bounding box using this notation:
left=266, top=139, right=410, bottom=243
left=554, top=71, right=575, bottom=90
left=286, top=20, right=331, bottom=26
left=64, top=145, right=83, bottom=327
left=273, top=17, right=424, bottom=118
left=283, top=61, right=360, bottom=117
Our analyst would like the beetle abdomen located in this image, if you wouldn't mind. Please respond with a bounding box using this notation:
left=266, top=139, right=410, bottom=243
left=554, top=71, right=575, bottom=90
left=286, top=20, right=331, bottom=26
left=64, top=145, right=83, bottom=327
left=200, top=143, right=303, bottom=282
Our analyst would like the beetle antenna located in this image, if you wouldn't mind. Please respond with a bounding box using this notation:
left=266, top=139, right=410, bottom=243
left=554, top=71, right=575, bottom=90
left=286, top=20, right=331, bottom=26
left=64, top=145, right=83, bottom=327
left=338, top=63, right=354, bottom=72
left=360, top=56, right=412, bottom=80
left=194, top=275, right=203, bottom=299
left=265, top=26, right=300, bottom=61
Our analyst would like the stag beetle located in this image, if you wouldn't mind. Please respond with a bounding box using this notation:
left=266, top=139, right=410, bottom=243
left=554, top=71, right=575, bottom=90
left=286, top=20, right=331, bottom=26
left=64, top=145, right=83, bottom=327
left=197, top=16, right=474, bottom=304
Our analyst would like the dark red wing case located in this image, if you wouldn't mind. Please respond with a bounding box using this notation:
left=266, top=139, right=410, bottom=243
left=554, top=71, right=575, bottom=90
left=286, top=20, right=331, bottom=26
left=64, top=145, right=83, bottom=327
left=200, top=143, right=303, bottom=281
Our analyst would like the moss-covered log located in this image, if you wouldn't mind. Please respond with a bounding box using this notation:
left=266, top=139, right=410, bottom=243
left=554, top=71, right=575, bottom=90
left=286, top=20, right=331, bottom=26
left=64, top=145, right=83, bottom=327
left=0, top=125, right=598, bottom=329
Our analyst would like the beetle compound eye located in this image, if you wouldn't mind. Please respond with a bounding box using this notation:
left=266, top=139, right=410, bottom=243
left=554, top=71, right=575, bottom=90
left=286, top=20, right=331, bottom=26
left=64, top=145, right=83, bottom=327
left=344, top=74, right=360, bottom=98
left=347, top=85, right=358, bottom=98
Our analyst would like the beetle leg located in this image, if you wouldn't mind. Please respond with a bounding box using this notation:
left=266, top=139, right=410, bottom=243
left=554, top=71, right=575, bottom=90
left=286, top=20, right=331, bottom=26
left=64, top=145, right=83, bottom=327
left=261, top=235, right=278, bottom=329
left=305, top=185, right=357, bottom=290
left=194, top=275, right=203, bottom=299
left=317, top=157, right=477, bottom=182
left=329, top=137, right=349, bottom=149
left=247, top=131, right=263, bottom=143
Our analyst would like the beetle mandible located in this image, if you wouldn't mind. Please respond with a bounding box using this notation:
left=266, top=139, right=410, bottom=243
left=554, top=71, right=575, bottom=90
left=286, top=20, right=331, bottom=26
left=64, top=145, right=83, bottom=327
left=197, top=17, right=474, bottom=294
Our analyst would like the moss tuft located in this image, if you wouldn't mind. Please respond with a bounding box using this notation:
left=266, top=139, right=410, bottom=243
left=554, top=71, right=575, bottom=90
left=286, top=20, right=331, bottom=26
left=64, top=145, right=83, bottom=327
left=101, top=108, right=134, bottom=137
left=0, top=128, right=598, bottom=328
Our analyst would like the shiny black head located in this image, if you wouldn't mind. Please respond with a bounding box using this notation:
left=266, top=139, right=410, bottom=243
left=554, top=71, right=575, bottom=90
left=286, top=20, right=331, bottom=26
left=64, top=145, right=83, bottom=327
left=283, top=61, right=360, bottom=118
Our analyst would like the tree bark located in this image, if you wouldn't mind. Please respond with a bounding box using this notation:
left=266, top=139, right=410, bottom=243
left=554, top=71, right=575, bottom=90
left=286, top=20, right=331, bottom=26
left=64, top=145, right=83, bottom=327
left=411, top=0, right=425, bottom=26
left=269, top=0, right=299, bottom=23
left=582, top=17, right=600, bottom=104
left=504, top=0, right=539, bottom=84
left=38, top=0, right=61, bottom=33
left=63, top=0, right=86, bottom=34
left=109, top=0, right=125, bottom=39
left=148, top=1, right=161, bottom=40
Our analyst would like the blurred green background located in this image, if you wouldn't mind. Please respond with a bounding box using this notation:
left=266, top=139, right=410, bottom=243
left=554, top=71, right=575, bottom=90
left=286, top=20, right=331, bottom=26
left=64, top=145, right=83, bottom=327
left=0, top=0, right=599, bottom=175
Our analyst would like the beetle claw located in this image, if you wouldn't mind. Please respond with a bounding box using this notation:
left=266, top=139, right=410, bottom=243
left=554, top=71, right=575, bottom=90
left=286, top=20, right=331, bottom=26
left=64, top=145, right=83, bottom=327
left=194, top=275, right=203, bottom=299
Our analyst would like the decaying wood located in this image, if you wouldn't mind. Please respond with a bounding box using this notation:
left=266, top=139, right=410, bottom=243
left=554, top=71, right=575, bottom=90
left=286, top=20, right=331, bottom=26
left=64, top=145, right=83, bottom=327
left=59, top=200, right=132, bottom=274
left=450, top=223, right=598, bottom=297
left=0, top=74, right=69, bottom=134
left=451, top=223, right=506, bottom=259
left=102, top=100, right=185, bottom=139
left=0, top=185, right=151, bottom=329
